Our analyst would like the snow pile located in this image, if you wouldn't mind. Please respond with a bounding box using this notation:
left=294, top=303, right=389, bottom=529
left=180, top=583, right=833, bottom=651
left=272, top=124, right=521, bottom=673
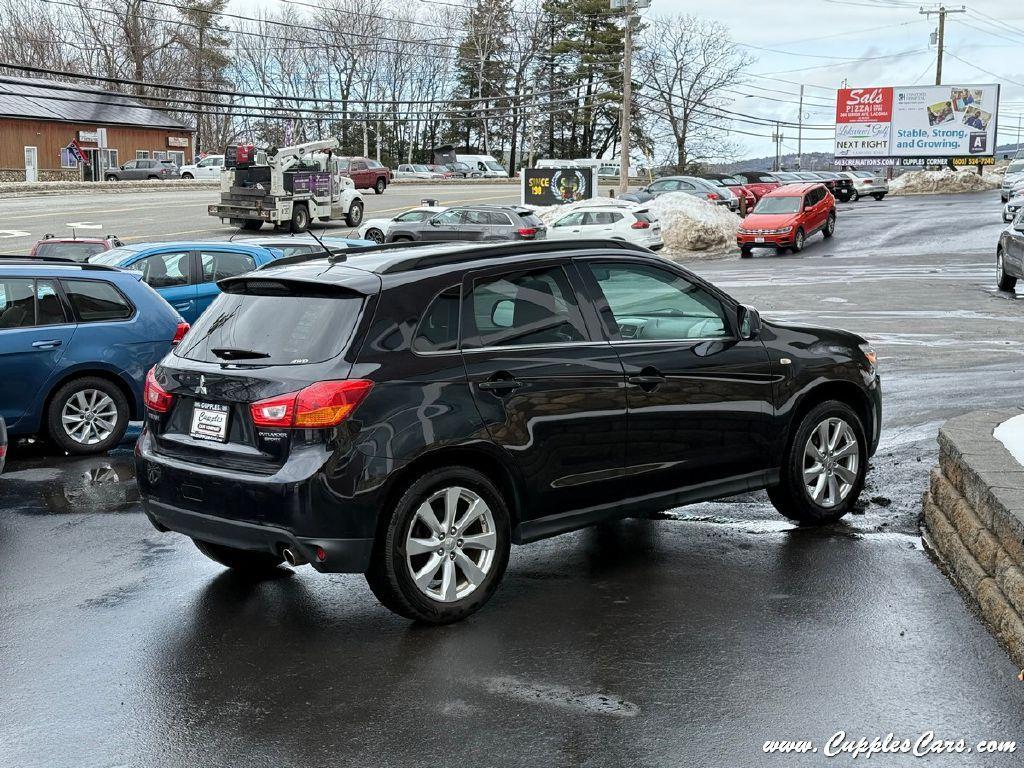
left=994, top=414, right=1024, bottom=467
left=646, top=192, right=739, bottom=253
left=889, top=169, right=1000, bottom=196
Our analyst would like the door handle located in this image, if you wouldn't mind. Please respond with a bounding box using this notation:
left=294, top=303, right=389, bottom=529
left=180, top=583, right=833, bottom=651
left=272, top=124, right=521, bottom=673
left=32, top=339, right=62, bottom=349
left=172, top=301, right=192, bottom=310
left=479, top=376, right=522, bottom=394
left=628, top=370, right=666, bottom=390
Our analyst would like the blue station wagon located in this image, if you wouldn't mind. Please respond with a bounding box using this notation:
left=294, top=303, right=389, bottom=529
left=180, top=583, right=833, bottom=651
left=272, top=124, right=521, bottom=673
left=0, top=260, right=186, bottom=454
left=89, top=242, right=283, bottom=323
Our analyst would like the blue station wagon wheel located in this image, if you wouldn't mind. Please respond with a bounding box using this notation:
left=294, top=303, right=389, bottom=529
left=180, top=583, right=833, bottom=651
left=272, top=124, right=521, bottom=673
left=47, top=377, right=129, bottom=455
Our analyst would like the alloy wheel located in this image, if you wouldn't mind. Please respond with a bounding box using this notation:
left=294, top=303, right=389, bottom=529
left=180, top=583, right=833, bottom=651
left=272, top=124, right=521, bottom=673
left=405, top=486, right=497, bottom=603
left=802, top=417, right=859, bottom=508
left=997, top=252, right=1005, bottom=284
left=61, top=389, right=118, bottom=446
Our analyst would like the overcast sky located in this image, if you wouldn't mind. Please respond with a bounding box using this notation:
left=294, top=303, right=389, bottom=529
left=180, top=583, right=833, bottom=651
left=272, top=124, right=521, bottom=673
left=666, top=0, right=1024, bottom=158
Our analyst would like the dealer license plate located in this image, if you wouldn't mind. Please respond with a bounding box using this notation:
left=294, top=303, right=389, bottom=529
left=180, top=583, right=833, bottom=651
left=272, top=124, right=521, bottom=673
left=190, top=401, right=230, bottom=442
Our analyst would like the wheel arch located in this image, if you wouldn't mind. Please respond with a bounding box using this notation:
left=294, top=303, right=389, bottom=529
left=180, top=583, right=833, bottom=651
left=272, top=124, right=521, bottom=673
left=373, top=444, right=525, bottom=541
left=786, top=379, right=876, bottom=457
left=42, top=367, right=140, bottom=425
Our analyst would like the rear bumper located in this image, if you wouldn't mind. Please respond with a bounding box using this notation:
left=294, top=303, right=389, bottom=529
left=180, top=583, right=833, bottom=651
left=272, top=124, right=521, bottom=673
left=145, top=501, right=374, bottom=573
left=135, top=430, right=377, bottom=573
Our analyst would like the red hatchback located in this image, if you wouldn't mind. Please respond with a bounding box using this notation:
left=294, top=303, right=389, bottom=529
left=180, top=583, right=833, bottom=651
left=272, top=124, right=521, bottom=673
left=736, top=183, right=835, bottom=257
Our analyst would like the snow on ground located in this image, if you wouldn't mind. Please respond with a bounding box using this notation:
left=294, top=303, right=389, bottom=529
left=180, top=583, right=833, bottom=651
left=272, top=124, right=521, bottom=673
left=531, top=192, right=738, bottom=257
left=889, top=169, right=1000, bottom=196
left=994, top=414, right=1024, bottom=467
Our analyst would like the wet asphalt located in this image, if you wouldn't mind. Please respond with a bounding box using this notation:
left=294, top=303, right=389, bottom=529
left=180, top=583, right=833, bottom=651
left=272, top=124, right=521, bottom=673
left=3, top=191, right=1024, bottom=767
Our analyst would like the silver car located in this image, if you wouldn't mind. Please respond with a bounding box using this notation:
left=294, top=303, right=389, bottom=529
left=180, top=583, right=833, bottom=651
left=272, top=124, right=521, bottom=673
left=104, top=158, right=181, bottom=181
left=1004, top=187, right=1024, bottom=223
left=838, top=171, right=888, bottom=201
left=620, top=175, right=738, bottom=210
left=1001, top=159, right=1024, bottom=203
left=387, top=205, right=547, bottom=243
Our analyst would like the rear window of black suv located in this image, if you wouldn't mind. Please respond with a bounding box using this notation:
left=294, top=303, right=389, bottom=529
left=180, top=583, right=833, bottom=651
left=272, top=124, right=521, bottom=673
left=176, top=279, right=364, bottom=366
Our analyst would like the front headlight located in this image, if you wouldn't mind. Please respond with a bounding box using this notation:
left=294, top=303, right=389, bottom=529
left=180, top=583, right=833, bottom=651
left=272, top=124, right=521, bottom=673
left=859, top=343, right=877, bottom=372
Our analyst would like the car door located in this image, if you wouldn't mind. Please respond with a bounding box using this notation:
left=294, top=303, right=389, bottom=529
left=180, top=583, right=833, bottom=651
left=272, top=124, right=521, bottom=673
left=460, top=262, right=629, bottom=525
left=0, top=277, right=76, bottom=430
left=548, top=211, right=585, bottom=240
left=350, top=160, right=369, bottom=188
left=577, top=259, right=776, bottom=497
left=422, top=209, right=466, bottom=241
left=196, top=249, right=258, bottom=317
left=460, top=210, right=491, bottom=241
left=1008, top=213, right=1024, bottom=273
left=132, top=250, right=197, bottom=322
left=118, top=159, right=137, bottom=179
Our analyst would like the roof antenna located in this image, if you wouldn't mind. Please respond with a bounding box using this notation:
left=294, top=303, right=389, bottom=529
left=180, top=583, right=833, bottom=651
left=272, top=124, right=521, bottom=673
left=305, top=226, right=346, bottom=265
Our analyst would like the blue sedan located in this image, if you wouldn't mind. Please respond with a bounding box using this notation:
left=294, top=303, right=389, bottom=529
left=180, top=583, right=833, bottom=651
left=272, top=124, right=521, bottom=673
left=89, top=242, right=283, bottom=323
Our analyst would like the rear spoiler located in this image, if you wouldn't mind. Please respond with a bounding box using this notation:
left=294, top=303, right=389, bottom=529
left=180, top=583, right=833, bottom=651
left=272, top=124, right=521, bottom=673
left=218, top=273, right=379, bottom=297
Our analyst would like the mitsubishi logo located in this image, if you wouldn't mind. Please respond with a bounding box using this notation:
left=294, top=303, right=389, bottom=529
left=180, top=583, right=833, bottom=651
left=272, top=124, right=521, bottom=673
left=197, top=375, right=208, bottom=396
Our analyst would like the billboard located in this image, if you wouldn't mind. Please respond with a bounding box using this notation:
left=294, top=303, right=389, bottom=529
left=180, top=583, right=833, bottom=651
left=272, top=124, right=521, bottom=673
left=521, top=167, right=596, bottom=206
left=835, top=84, right=999, bottom=166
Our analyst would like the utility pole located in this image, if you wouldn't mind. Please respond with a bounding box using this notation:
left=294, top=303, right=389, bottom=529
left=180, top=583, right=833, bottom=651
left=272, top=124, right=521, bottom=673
left=772, top=123, right=784, bottom=171
left=919, top=5, right=966, bottom=85
left=797, top=84, right=804, bottom=170
left=617, top=1, right=634, bottom=195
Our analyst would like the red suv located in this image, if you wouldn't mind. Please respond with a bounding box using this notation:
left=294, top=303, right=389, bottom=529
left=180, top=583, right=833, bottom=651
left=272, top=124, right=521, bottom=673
left=29, top=234, right=123, bottom=262
left=732, top=171, right=782, bottom=202
left=736, top=182, right=835, bottom=257
left=339, top=157, right=391, bottom=194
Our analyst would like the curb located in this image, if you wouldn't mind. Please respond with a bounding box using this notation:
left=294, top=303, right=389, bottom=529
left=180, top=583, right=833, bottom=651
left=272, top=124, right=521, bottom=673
left=923, top=408, right=1024, bottom=667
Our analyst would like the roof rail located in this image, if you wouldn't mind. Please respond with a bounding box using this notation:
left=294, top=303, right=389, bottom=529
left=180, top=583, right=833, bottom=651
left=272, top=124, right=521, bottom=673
left=0, top=254, right=120, bottom=271
left=257, top=240, right=434, bottom=270
left=378, top=239, right=649, bottom=274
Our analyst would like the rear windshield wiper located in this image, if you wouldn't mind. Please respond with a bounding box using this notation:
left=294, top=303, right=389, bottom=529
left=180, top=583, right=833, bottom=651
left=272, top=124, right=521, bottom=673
left=210, top=347, right=271, bottom=360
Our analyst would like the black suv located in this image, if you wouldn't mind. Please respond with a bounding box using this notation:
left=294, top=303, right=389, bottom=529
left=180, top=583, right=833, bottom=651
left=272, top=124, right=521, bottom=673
left=387, top=205, right=546, bottom=243
left=137, top=240, right=881, bottom=623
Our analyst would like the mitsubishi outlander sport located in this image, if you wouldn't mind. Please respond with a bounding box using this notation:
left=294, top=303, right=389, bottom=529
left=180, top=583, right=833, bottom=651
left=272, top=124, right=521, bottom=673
left=136, top=240, right=882, bottom=624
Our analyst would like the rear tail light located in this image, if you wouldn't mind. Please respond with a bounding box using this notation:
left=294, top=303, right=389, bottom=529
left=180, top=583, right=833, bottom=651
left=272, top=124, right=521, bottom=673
left=0, top=445, right=7, bottom=459
left=171, top=321, right=190, bottom=347
left=144, top=368, right=173, bottom=413
left=631, top=220, right=650, bottom=229
left=518, top=227, right=538, bottom=238
left=250, top=380, right=374, bottom=428
left=707, top=193, right=720, bottom=200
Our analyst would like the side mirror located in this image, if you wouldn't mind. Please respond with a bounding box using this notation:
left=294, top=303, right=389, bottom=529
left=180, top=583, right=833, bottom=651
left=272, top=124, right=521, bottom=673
left=738, top=305, right=761, bottom=340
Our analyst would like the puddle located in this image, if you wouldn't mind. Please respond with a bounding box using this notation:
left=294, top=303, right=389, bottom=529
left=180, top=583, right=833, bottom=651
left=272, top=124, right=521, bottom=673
left=0, top=453, right=139, bottom=515
left=483, top=676, right=640, bottom=718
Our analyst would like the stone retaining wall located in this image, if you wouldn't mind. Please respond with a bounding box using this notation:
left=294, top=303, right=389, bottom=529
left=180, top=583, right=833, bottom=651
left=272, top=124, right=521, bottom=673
left=923, top=409, right=1024, bottom=667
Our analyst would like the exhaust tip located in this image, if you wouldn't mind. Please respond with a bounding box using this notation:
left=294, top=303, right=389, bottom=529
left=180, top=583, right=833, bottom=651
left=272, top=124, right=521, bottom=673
left=282, top=547, right=307, bottom=567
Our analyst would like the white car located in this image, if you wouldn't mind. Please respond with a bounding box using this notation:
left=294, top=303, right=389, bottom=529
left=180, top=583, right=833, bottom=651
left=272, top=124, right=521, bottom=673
left=838, top=170, right=888, bottom=200
left=357, top=205, right=448, bottom=244
left=1001, top=159, right=1024, bottom=203
left=178, top=154, right=225, bottom=180
left=1005, top=189, right=1024, bottom=223
left=394, top=164, right=444, bottom=180
left=545, top=205, right=663, bottom=250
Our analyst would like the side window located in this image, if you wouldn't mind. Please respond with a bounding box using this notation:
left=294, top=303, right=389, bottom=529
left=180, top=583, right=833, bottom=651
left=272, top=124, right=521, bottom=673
left=433, top=210, right=463, bottom=226
left=413, top=285, right=460, bottom=353
left=395, top=210, right=428, bottom=222
left=485, top=212, right=512, bottom=226
left=554, top=212, right=585, bottom=228
left=135, top=251, right=191, bottom=288
left=585, top=262, right=730, bottom=341
left=201, top=251, right=257, bottom=282
left=464, top=210, right=488, bottom=225
left=122, top=160, right=137, bottom=170
left=0, top=278, right=35, bottom=328
left=36, top=279, right=66, bottom=325
left=648, top=180, right=671, bottom=192
left=62, top=279, right=133, bottom=322
left=352, top=161, right=367, bottom=172
left=468, top=266, right=587, bottom=348
left=587, top=212, right=620, bottom=225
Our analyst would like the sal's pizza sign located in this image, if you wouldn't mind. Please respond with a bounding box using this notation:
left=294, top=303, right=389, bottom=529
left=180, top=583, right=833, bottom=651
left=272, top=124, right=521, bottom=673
left=836, top=88, right=894, bottom=124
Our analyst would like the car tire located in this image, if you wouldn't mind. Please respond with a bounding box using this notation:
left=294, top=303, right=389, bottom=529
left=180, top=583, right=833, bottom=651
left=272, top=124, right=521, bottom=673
left=374, top=178, right=386, bottom=195
left=290, top=203, right=310, bottom=233
left=740, top=246, right=753, bottom=258
left=181, top=172, right=194, bottom=180
left=823, top=211, right=836, bottom=239
left=147, top=175, right=160, bottom=180
left=193, top=539, right=285, bottom=575
left=241, top=220, right=264, bottom=232
left=767, top=400, right=867, bottom=525
left=365, top=466, right=511, bottom=624
left=790, top=228, right=806, bottom=253
left=365, top=228, right=385, bottom=244
left=345, top=201, right=364, bottom=227
left=872, top=193, right=886, bottom=201
left=851, top=190, right=860, bottom=202
left=47, top=377, right=129, bottom=455
left=390, top=235, right=413, bottom=242
left=997, top=249, right=1017, bottom=291
left=105, top=174, right=118, bottom=182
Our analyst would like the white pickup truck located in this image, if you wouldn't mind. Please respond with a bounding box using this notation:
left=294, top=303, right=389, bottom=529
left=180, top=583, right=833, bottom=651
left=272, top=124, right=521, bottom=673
left=208, top=139, right=364, bottom=233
